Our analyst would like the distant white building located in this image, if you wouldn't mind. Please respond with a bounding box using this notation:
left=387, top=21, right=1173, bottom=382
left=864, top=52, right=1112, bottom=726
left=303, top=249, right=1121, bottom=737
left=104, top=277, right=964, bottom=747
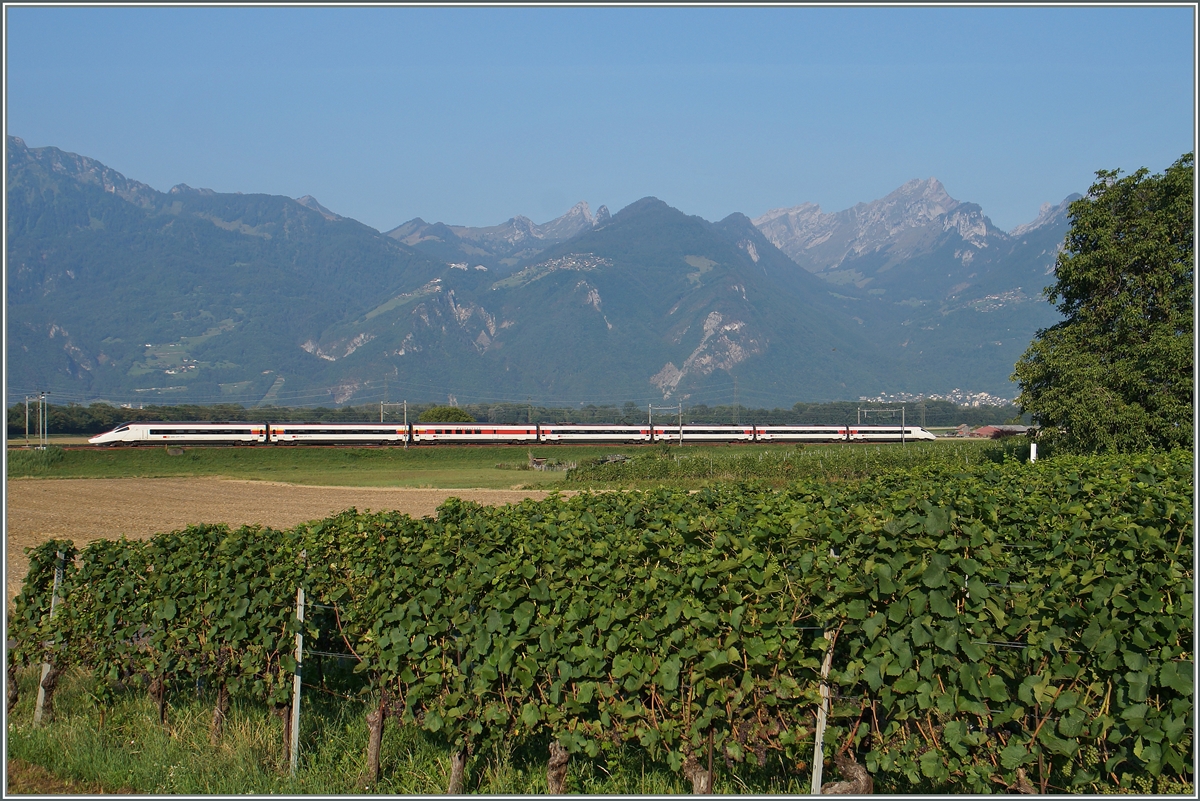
left=859, top=388, right=1015, bottom=407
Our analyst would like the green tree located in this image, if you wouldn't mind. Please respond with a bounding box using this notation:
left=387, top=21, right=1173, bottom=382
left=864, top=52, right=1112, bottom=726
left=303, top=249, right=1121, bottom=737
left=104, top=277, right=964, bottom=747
left=1013, top=153, right=1193, bottom=453
left=417, top=406, right=477, bottom=423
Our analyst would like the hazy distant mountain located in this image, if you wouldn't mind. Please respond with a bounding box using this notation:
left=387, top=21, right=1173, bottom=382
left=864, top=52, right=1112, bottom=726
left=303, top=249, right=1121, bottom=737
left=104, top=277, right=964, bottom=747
left=753, top=178, right=1078, bottom=302
left=1006, top=195, right=1076, bottom=239
left=292, top=196, right=883, bottom=404
left=755, top=179, right=1002, bottom=292
left=384, top=201, right=611, bottom=272
left=750, top=180, right=1076, bottom=394
left=6, top=135, right=449, bottom=405
left=7, top=136, right=160, bottom=209
left=755, top=179, right=971, bottom=264
left=6, top=136, right=1073, bottom=407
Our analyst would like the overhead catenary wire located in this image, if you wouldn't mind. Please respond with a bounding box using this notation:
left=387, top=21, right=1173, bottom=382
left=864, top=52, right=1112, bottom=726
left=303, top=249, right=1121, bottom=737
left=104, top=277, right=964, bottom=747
left=6, top=372, right=1011, bottom=418
left=6, top=373, right=867, bottom=411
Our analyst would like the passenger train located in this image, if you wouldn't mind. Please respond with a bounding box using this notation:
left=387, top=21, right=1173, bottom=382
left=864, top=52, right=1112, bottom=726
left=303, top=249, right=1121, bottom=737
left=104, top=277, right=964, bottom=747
left=88, top=421, right=937, bottom=446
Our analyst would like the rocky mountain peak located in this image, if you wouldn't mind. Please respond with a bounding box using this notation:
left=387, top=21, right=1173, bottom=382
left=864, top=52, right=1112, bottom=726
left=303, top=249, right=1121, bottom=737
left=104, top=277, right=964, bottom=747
left=169, top=183, right=216, bottom=196
left=896, top=176, right=954, bottom=204
left=751, top=201, right=822, bottom=229
left=295, top=195, right=342, bottom=221
left=535, top=200, right=610, bottom=240
left=562, top=200, right=594, bottom=222
left=1008, top=193, right=1081, bottom=238
left=509, top=215, right=538, bottom=236
left=851, top=177, right=959, bottom=231
left=753, top=178, right=1007, bottom=273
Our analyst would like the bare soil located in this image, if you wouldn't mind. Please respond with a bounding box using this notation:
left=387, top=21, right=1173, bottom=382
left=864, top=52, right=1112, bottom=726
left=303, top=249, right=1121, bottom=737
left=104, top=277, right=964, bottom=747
left=6, top=477, right=561, bottom=603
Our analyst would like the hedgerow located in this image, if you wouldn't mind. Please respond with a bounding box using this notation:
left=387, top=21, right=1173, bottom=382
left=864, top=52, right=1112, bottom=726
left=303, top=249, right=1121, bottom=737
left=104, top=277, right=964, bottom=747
left=564, top=439, right=1022, bottom=484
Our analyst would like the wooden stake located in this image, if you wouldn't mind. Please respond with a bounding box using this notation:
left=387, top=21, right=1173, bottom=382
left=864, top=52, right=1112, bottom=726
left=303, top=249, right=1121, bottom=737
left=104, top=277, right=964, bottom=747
left=33, top=550, right=64, bottom=727
left=291, top=584, right=304, bottom=776
left=706, top=728, right=714, bottom=794
left=547, top=741, right=570, bottom=794
left=446, top=749, right=466, bottom=794
left=210, top=683, right=230, bottom=745
left=810, top=628, right=839, bottom=794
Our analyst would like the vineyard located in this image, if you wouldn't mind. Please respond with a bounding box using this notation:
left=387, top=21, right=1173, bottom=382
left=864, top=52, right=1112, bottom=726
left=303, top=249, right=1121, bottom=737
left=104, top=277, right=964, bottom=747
left=565, top=439, right=1025, bottom=485
left=9, top=450, right=1193, bottom=794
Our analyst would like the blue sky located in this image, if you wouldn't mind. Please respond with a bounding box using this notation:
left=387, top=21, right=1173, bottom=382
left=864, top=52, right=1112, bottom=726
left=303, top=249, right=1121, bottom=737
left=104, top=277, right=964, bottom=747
left=5, top=5, right=1195, bottom=233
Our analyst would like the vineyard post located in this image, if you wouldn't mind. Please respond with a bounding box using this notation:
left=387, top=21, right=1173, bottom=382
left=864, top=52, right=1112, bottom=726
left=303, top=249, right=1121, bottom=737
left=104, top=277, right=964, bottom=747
left=1030, top=443, right=1037, bottom=462
left=810, top=627, right=839, bottom=794
left=290, top=556, right=305, bottom=777
left=707, top=727, right=714, bottom=794
left=33, top=550, right=65, bottom=727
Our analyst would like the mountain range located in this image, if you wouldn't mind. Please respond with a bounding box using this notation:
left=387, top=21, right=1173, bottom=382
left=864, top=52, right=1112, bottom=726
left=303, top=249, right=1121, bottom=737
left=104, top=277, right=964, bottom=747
left=385, top=201, right=611, bottom=271
left=5, top=135, right=1071, bottom=408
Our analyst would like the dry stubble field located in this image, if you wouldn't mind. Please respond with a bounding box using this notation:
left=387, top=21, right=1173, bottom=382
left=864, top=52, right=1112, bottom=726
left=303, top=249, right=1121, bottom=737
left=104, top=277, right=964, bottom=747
left=6, top=477, right=560, bottom=604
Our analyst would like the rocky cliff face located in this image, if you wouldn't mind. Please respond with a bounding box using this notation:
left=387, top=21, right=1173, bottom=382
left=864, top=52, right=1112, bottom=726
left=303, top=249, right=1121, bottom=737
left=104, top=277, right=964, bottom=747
left=1007, top=194, right=1078, bottom=238
left=753, top=177, right=1075, bottom=303
left=754, top=178, right=1019, bottom=288
left=755, top=178, right=965, bottom=255
left=533, top=200, right=611, bottom=241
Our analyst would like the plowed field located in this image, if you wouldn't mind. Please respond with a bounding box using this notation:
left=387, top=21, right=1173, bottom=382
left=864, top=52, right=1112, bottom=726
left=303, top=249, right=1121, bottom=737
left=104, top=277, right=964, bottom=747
left=6, top=478, right=561, bottom=602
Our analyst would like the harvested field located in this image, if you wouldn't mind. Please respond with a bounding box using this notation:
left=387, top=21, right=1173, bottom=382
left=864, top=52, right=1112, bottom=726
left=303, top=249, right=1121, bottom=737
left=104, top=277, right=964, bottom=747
left=6, top=477, right=561, bottom=603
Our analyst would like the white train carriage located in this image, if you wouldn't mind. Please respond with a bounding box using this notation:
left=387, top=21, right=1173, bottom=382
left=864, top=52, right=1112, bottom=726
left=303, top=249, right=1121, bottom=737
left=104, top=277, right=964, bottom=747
left=755, top=426, right=848, bottom=442
left=539, top=425, right=652, bottom=443
left=410, top=424, right=539, bottom=443
left=88, top=421, right=268, bottom=445
left=652, top=425, right=755, bottom=443
left=848, top=426, right=937, bottom=442
left=269, top=423, right=406, bottom=444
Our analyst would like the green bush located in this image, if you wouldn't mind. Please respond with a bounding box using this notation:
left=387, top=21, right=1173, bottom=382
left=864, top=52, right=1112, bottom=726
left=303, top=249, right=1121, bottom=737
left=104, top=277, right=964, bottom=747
left=417, top=406, right=477, bottom=423
left=6, top=446, right=67, bottom=475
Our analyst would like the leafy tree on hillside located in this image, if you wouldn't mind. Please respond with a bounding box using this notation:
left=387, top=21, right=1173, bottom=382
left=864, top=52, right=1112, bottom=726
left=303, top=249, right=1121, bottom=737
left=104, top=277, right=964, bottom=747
left=417, top=406, right=477, bottom=423
left=1013, top=153, right=1193, bottom=453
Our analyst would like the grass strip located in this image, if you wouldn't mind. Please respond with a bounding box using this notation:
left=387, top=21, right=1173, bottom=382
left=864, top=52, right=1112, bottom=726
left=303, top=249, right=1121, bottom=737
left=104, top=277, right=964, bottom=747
left=7, top=666, right=806, bottom=795
left=6, top=444, right=596, bottom=488
left=7, top=439, right=1017, bottom=490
